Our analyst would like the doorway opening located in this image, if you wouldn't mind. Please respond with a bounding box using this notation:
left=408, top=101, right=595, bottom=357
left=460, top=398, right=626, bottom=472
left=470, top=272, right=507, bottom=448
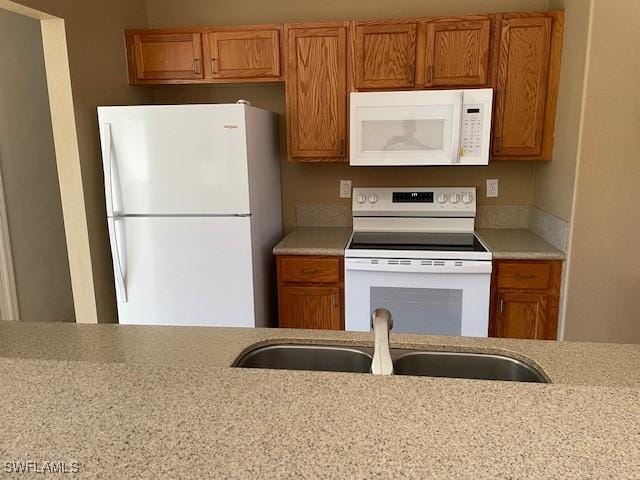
left=0, top=1, right=98, bottom=323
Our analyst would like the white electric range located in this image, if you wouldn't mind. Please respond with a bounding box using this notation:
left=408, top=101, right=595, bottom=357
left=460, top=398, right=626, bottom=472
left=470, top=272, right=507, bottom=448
left=345, top=187, right=492, bottom=336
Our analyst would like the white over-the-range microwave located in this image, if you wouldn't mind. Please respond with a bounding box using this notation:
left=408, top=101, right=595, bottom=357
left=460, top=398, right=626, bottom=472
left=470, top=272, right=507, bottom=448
left=349, top=89, right=493, bottom=166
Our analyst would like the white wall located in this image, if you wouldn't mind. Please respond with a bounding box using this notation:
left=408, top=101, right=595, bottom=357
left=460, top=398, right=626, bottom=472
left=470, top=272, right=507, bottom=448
left=0, top=8, right=74, bottom=321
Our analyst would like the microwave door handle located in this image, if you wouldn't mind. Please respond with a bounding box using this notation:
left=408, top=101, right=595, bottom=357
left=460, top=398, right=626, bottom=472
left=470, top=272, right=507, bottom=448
left=450, top=91, right=463, bottom=164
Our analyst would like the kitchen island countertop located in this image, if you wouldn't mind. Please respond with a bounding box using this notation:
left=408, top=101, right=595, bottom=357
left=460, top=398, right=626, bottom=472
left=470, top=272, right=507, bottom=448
left=1, top=322, right=638, bottom=479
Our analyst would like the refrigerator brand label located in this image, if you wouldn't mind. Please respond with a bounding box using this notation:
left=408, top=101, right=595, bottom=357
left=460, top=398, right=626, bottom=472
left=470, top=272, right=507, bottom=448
left=224, top=125, right=239, bottom=129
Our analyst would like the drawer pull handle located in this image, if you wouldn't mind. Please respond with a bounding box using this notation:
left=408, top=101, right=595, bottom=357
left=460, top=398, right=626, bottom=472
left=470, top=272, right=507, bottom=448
left=302, top=268, right=319, bottom=275
left=515, top=274, right=535, bottom=280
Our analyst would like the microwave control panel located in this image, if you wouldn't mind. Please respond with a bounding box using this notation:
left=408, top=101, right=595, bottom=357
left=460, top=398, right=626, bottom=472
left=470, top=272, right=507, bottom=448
left=461, top=105, right=484, bottom=157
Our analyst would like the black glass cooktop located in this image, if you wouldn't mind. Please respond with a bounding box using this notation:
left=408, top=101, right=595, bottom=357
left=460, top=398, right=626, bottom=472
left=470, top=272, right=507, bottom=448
left=349, top=232, right=488, bottom=252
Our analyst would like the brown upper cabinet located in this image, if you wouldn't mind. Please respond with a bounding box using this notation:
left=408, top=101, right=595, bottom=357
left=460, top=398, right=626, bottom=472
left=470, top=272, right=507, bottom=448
left=491, top=12, right=563, bottom=159
left=124, top=9, right=564, bottom=162
left=424, top=17, right=491, bottom=87
left=354, top=22, right=417, bottom=89
left=285, top=23, right=348, bottom=161
left=126, top=27, right=284, bottom=84
left=202, top=26, right=282, bottom=80
left=128, top=32, right=204, bottom=82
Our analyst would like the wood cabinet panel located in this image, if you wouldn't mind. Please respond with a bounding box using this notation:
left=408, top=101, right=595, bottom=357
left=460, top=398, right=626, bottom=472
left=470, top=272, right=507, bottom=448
left=492, top=15, right=552, bottom=157
left=354, top=24, right=417, bottom=89
left=279, top=256, right=340, bottom=284
left=285, top=24, right=348, bottom=160
left=497, top=262, right=551, bottom=290
left=277, top=255, right=344, bottom=330
left=494, top=292, right=547, bottom=339
left=204, top=28, right=281, bottom=79
left=130, top=32, right=204, bottom=81
left=424, top=18, right=490, bottom=87
left=489, top=260, right=561, bottom=341
left=279, top=285, right=341, bottom=330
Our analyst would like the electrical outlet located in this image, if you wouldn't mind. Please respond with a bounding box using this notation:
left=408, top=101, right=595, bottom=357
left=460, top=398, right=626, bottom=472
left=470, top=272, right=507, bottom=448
left=339, top=180, right=352, bottom=199
left=486, top=179, right=499, bottom=198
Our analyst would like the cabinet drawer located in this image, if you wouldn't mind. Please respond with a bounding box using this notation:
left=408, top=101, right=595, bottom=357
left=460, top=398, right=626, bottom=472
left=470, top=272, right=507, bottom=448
left=497, top=262, right=552, bottom=290
left=279, top=257, right=340, bottom=283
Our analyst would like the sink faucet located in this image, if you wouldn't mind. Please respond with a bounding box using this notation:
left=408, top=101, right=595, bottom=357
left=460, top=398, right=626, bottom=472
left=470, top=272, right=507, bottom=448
left=370, top=308, right=394, bottom=375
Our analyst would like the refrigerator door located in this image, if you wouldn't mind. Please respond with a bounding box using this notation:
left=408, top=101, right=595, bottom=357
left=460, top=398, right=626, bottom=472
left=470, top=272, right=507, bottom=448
left=109, top=216, right=256, bottom=326
left=98, top=105, right=250, bottom=216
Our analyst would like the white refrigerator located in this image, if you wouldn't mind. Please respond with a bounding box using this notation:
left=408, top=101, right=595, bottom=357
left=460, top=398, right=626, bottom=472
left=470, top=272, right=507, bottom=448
left=97, top=104, right=281, bottom=327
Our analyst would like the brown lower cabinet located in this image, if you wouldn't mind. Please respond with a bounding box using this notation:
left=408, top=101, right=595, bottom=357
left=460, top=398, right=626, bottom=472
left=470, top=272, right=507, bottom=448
left=489, top=260, right=562, bottom=340
left=277, top=255, right=344, bottom=330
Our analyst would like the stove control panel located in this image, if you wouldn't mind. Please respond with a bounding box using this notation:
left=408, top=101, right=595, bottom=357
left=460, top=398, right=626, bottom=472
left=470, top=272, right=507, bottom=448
left=352, top=187, right=476, bottom=217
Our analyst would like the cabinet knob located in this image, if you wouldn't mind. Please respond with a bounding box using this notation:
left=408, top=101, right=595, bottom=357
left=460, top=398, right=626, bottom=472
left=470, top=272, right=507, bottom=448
left=427, top=65, right=433, bottom=84
left=211, top=58, right=218, bottom=75
left=192, top=58, right=201, bottom=74
left=339, top=139, right=345, bottom=156
left=499, top=298, right=505, bottom=314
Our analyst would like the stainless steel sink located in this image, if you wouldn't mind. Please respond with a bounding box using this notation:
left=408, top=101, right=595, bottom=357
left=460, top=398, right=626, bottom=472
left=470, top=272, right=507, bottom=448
left=233, top=344, right=548, bottom=383
left=392, top=350, right=548, bottom=383
left=233, top=344, right=373, bottom=373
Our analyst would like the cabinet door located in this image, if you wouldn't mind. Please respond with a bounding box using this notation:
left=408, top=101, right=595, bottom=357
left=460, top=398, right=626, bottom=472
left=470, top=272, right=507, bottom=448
left=279, top=286, right=341, bottom=330
left=354, top=24, right=417, bottom=89
left=205, top=29, right=281, bottom=80
left=132, top=33, right=204, bottom=81
left=493, top=16, right=551, bottom=157
left=285, top=25, right=347, bottom=160
left=424, top=19, right=490, bottom=87
left=494, top=292, right=548, bottom=340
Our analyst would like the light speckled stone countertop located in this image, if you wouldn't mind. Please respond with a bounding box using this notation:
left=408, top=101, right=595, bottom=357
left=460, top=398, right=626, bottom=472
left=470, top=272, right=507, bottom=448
left=476, top=228, right=566, bottom=260
left=273, top=227, right=352, bottom=256
left=273, top=227, right=564, bottom=260
left=0, top=323, right=639, bottom=478
left=1, top=322, right=639, bottom=387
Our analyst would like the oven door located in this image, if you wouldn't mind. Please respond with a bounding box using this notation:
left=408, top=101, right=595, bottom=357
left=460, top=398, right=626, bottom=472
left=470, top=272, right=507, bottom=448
left=345, top=258, right=491, bottom=336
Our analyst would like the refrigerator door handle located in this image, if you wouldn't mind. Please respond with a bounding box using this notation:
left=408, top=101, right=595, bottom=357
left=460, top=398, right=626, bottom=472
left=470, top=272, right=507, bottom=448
left=102, top=122, right=122, bottom=216
left=108, top=217, right=128, bottom=303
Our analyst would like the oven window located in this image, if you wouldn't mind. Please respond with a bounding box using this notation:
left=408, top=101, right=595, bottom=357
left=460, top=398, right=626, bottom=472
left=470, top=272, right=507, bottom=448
left=370, top=287, right=463, bottom=335
left=361, top=119, right=445, bottom=152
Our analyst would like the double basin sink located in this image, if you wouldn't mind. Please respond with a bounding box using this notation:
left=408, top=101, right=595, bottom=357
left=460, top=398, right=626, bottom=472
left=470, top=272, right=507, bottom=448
left=234, top=344, right=548, bottom=383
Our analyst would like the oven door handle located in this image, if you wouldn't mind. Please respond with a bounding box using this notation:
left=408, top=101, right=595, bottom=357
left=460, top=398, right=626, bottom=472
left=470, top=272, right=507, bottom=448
left=345, top=259, right=492, bottom=274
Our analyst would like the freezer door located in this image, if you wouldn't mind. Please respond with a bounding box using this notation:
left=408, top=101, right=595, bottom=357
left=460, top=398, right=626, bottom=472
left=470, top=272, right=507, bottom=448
left=109, top=216, right=256, bottom=326
left=98, top=105, right=250, bottom=216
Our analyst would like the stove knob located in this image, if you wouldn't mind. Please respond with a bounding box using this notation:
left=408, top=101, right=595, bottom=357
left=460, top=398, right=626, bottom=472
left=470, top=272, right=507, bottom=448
left=462, top=193, right=474, bottom=204
left=450, top=193, right=461, bottom=204
left=356, top=194, right=366, bottom=204
left=368, top=194, right=379, bottom=204
left=437, top=193, right=448, bottom=204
